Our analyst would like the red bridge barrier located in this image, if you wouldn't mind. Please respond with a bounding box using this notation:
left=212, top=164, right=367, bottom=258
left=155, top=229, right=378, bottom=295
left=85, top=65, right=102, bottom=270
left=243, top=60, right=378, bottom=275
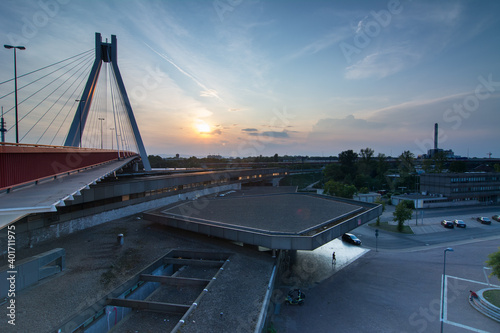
left=0, top=143, right=137, bottom=190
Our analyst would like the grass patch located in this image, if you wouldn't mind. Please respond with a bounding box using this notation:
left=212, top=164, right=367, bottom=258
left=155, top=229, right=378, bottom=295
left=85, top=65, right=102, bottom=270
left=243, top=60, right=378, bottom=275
left=484, top=289, right=500, bottom=307
left=369, top=221, right=414, bottom=234
left=279, top=172, right=322, bottom=190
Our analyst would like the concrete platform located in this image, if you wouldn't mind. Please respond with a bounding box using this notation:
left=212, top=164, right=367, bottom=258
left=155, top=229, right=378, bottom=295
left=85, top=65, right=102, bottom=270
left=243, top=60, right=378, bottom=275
left=144, top=192, right=382, bottom=251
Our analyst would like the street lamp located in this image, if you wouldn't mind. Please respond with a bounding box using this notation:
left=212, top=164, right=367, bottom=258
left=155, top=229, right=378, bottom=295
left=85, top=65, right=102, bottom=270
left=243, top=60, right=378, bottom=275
left=110, top=127, right=115, bottom=149
left=4, top=44, right=26, bottom=144
left=75, top=99, right=85, bottom=148
left=98, top=118, right=105, bottom=149
left=441, top=247, right=454, bottom=333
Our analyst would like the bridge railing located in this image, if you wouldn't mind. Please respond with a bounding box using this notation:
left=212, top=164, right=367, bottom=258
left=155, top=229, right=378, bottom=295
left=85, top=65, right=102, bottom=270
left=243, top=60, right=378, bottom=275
left=0, top=142, right=138, bottom=191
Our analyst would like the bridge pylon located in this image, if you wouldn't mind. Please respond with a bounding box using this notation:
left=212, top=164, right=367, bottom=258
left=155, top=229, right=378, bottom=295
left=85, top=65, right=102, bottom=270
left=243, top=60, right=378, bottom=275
left=64, top=33, right=151, bottom=171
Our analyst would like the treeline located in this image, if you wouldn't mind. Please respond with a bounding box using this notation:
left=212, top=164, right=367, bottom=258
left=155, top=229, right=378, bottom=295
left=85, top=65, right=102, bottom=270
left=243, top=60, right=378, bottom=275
left=147, top=154, right=331, bottom=169
left=322, top=148, right=394, bottom=198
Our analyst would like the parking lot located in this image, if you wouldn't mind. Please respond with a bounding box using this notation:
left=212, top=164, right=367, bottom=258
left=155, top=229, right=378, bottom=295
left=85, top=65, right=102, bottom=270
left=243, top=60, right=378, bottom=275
left=411, top=212, right=500, bottom=235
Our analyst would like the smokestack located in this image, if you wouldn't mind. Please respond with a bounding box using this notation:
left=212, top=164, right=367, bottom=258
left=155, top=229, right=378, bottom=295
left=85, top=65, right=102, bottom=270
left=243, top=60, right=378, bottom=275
left=434, top=123, right=438, bottom=150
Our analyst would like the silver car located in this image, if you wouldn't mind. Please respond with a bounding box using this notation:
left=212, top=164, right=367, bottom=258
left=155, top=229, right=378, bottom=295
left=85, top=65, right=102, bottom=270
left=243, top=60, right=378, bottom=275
left=453, top=220, right=466, bottom=228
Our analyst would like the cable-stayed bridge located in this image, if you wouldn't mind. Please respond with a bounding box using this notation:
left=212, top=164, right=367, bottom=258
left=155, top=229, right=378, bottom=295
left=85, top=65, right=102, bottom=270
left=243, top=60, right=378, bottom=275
left=0, top=33, right=151, bottom=226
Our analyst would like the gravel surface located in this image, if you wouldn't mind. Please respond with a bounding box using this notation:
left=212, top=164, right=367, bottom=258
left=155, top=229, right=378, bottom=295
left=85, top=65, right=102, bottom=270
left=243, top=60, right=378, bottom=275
left=1, top=213, right=275, bottom=333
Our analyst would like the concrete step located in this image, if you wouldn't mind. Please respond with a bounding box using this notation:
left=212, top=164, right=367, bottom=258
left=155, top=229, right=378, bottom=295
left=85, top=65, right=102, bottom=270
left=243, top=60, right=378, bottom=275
left=469, top=296, right=500, bottom=323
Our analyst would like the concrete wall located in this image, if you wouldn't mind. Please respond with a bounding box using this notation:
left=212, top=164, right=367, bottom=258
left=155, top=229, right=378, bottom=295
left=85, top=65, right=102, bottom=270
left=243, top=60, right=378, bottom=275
left=0, top=184, right=240, bottom=252
left=84, top=264, right=174, bottom=333
left=353, top=193, right=381, bottom=203
left=0, top=248, right=65, bottom=299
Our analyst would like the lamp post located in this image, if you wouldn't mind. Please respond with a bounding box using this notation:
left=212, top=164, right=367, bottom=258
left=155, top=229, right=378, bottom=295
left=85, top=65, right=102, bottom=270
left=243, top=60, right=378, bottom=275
left=441, top=247, right=453, bottom=333
left=110, top=128, right=115, bottom=149
left=98, top=118, right=105, bottom=149
left=4, top=44, right=26, bottom=144
left=75, top=99, right=85, bottom=147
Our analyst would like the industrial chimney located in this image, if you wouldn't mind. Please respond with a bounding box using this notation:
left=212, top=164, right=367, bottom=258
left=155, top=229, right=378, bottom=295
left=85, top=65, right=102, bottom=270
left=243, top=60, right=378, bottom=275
left=434, top=123, right=438, bottom=150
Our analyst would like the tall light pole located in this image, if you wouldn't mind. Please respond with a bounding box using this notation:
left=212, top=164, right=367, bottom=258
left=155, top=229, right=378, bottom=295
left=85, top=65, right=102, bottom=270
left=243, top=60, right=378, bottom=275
left=98, top=117, right=105, bottom=149
left=0, top=106, right=6, bottom=143
left=110, top=127, right=115, bottom=149
left=75, top=99, right=85, bottom=148
left=441, top=247, right=454, bottom=333
left=4, top=44, right=26, bottom=144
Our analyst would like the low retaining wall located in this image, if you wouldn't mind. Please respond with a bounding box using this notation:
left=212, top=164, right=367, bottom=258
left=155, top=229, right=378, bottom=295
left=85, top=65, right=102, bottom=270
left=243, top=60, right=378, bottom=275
left=0, top=248, right=65, bottom=299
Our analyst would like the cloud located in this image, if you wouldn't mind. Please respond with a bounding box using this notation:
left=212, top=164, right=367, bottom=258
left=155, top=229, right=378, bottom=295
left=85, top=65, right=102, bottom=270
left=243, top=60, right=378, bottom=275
left=210, top=129, right=222, bottom=135
left=242, top=128, right=258, bottom=132
left=248, top=131, right=290, bottom=138
left=286, top=31, right=348, bottom=61
left=312, top=115, right=386, bottom=133
left=145, top=43, right=223, bottom=101
left=345, top=46, right=420, bottom=80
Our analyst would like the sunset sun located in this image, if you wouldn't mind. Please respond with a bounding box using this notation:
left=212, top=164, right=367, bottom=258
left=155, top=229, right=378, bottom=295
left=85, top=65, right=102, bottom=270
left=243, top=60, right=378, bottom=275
left=195, top=121, right=211, bottom=134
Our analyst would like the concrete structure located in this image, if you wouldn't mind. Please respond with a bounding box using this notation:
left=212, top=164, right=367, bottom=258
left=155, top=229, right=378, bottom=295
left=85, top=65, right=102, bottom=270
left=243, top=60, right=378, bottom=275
left=0, top=248, right=65, bottom=298
left=56, top=249, right=230, bottom=333
left=64, top=33, right=151, bottom=170
left=0, top=167, right=287, bottom=251
left=0, top=156, right=137, bottom=229
left=424, top=123, right=455, bottom=158
left=353, top=192, right=381, bottom=203
left=144, top=193, right=382, bottom=251
left=420, top=172, right=500, bottom=206
left=391, top=193, right=449, bottom=209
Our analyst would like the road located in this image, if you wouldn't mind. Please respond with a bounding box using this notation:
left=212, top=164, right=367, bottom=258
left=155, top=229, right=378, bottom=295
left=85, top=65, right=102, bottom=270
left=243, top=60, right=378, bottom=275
left=354, top=205, right=500, bottom=250
left=271, top=205, right=500, bottom=333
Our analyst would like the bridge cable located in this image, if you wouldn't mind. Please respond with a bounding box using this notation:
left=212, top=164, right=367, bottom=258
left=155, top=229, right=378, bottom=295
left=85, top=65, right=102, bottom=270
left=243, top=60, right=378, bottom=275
left=34, top=57, right=95, bottom=144
left=27, top=56, right=94, bottom=142
left=0, top=48, right=92, bottom=86
left=11, top=53, right=94, bottom=134
left=0, top=50, right=93, bottom=103
left=1, top=51, right=94, bottom=120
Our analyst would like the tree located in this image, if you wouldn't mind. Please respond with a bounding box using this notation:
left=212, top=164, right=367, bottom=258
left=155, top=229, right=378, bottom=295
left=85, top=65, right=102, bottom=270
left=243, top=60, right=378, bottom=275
left=338, top=149, right=358, bottom=183
left=422, top=159, right=433, bottom=173
left=324, top=180, right=357, bottom=199
left=432, top=151, right=447, bottom=173
left=399, top=150, right=415, bottom=173
left=323, top=163, right=343, bottom=182
left=393, top=200, right=413, bottom=232
left=486, top=247, right=500, bottom=280
left=449, top=161, right=467, bottom=173
left=398, top=151, right=416, bottom=191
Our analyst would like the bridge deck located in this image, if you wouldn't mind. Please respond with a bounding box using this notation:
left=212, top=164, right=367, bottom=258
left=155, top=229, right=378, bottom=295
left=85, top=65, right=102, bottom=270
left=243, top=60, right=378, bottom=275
left=0, top=157, right=136, bottom=229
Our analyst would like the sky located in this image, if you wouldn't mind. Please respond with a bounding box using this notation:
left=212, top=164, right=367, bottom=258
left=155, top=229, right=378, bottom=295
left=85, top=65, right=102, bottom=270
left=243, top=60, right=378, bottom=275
left=0, top=0, right=499, bottom=158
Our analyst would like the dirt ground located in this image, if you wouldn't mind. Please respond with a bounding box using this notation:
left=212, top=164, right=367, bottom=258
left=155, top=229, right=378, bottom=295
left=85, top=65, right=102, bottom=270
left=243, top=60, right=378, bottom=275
left=1, top=213, right=275, bottom=333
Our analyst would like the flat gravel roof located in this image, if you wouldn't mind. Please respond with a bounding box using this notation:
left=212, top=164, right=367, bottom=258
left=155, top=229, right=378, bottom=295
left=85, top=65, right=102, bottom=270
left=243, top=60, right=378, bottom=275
left=162, top=193, right=362, bottom=235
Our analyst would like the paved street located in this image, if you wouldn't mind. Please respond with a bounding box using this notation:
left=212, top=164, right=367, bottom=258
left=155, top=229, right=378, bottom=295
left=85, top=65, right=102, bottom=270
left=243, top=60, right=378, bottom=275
left=272, top=205, right=500, bottom=332
left=353, top=205, right=500, bottom=250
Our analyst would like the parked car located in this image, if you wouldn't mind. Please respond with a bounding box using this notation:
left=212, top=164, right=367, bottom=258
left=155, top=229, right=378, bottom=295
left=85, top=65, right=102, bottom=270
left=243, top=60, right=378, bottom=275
left=441, top=220, right=454, bottom=229
left=453, top=220, right=466, bottom=228
left=477, top=217, right=491, bottom=224
left=342, top=233, right=361, bottom=245
left=492, top=215, right=500, bottom=222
